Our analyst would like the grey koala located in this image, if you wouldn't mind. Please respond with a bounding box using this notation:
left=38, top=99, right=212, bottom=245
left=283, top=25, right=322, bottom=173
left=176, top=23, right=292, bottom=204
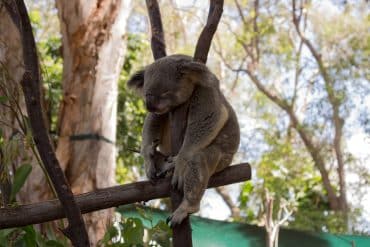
left=127, top=54, right=240, bottom=226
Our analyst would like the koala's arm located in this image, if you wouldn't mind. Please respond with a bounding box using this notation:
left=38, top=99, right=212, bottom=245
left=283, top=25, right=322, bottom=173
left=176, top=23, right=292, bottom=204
left=141, top=113, right=171, bottom=180
left=141, top=113, right=166, bottom=156
left=179, top=86, right=228, bottom=157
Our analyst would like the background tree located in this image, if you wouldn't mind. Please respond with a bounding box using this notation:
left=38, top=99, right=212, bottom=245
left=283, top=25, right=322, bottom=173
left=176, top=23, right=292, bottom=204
left=53, top=0, right=132, bottom=244
left=215, top=0, right=370, bottom=233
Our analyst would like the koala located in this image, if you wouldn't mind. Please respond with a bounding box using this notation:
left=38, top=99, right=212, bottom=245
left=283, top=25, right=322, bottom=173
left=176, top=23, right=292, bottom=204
left=127, top=54, right=240, bottom=226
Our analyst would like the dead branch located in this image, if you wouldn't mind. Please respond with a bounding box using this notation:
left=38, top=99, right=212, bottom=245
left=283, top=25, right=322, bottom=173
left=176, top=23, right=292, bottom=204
left=193, top=0, right=224, bottom=63
left=0, top=163, right=251, bottom=229
left=215, top=187, right=240, bottom=218
left=4, top=1, right=89, bottom=245
left=145, top=0, right=166, bottom=60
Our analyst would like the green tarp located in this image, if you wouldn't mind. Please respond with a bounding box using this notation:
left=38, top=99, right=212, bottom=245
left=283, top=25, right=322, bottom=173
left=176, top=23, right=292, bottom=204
left=117, top=205, right=370, bottom=247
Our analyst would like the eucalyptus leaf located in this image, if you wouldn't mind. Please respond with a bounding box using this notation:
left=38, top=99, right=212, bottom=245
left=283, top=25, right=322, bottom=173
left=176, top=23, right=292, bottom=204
left=122, top=218, right=144, bottom=245
left=10, top=164, right=32, bottom=202
left=0, top=95, right=8, bottom=104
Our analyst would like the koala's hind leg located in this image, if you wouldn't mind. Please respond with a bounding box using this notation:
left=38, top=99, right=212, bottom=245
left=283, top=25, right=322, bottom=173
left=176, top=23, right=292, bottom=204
left=167, top=146, right=221, bottom=227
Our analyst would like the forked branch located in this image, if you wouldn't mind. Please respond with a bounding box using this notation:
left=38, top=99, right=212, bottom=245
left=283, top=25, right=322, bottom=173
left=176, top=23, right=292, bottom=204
left=193, top=0, right=224, bottom=63
left=145, top=0, right=166, bottom=60
left=144, top=2, right=225, bottom=246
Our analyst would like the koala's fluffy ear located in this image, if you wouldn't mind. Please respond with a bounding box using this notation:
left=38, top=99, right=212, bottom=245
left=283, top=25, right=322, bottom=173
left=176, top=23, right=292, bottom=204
left=127, top=69, right=145, bottom=95
left=179, top=61, right=216, bottom=87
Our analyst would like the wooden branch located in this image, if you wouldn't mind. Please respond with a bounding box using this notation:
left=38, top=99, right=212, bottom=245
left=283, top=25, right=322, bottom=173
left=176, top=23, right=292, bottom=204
left=0, top=163, right=251, bottom=229
left=4, top=1, right=89, bottom=245
left=193, top=0, right=224, bottom=63
left=145, top=1, right=193, bottom=245
left=145, top=0, right=166, bottom=60
left=169, top=102, right=192, bottom=247
left=291, top=0, right=342, bottom=210
left=215, top=187, right=240, bottom=218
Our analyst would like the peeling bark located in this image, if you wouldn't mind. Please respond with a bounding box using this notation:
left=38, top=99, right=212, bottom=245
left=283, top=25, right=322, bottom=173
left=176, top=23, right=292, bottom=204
left=55, top=0, right=132, bottom=245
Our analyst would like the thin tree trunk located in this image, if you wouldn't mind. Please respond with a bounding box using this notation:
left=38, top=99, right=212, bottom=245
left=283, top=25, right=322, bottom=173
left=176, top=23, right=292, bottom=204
left=0, top=2, right=49, bottom=205
left=55, top=0, right=132, bottom=245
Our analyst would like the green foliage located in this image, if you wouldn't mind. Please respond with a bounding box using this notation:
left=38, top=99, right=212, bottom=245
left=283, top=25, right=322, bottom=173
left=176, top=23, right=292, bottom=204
left=98, top=213, right=172, bottom=247
left=10, top=164, right=32, bottom=202
left=28, top=10, right=42, bottom=29
left=38, top=36, right=63, bottom=134
left=0, top=95, right=8, bottom=103
left=0, top=226, right=66, bottom=247
left=239, top=97, right=349, bottom=232
left=116, top=34, right=149, bottom=183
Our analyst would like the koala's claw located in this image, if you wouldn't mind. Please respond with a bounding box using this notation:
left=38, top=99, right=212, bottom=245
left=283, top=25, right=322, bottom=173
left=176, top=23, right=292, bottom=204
left=155, top=157, right=175, bottom=178
left=156, top=166, right=174, bottom=178
left=171, top=172, right=184, bottom=191
left=166, top=210, right=188, bottom=228
left=166, top=215, right=172, bottom=225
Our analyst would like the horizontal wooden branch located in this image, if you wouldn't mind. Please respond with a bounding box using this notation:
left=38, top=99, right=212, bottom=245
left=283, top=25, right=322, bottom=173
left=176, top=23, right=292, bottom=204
left=0, top=163, right=251, bottom=229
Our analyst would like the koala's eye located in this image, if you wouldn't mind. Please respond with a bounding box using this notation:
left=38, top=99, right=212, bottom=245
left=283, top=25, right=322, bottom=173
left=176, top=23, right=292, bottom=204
left=160, top=91, right=171, bottom=97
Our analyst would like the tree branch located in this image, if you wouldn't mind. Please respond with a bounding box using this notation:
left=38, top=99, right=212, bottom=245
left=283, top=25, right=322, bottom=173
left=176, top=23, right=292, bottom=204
left=247, top=69, right=339, bottom=210
left=0, top=163, right=251, bottom=229
left=193, top=0, right=224, bottom=63
left=292, top=0, right=346, bottom=211
left=145, top=2, right=225, bottom=245
left=145, top=0, right=166, bottom=60
left=4, top=1, right=89, bottom=245
left=145, top=1, right=194, bottom=245
left=216, top=3, right=340, bottom=209
left=215, top=187, right=240, bottom=218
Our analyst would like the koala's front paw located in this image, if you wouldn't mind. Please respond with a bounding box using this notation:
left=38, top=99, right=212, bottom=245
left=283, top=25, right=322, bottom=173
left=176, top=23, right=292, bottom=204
left=171, top=156, right=186, bottom=191
left=145, top=161, right=158, bottom=182
left=156, top=156, right=175, bottom=178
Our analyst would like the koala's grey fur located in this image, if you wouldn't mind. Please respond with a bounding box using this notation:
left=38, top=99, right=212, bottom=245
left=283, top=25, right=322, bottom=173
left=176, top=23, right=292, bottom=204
left=127, top=54, right=240, bottom=226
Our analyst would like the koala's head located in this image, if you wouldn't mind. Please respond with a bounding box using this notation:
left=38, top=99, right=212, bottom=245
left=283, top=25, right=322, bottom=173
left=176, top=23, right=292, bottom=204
left=127, top=54, right=216, bottom=115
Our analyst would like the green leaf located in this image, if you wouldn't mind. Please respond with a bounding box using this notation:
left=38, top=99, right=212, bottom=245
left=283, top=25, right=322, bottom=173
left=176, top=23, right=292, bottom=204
left=98, top=225, right=119, bottom=245
left=22, top=226, right=37, bottom=247
left=122, top=218, right=144, bottom=245
left=0, top=96, right=8, bottom=104
left=0, top=228, right=16, bottom=240
left=149, top=220, right=172, bottom=247
left=10, top=164, right=32, bottom=202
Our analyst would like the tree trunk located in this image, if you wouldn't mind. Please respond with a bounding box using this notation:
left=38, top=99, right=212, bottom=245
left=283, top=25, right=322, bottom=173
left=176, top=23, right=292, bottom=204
left=55, top=0, right=132, bottom=245
left=0, top=2, right=49, bottom=205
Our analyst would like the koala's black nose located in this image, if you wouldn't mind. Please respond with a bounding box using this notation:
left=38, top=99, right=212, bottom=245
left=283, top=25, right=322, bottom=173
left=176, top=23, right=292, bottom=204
left=146, top=102, right=157, bottom=112
left=146, top=95, right=157, bottom=112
